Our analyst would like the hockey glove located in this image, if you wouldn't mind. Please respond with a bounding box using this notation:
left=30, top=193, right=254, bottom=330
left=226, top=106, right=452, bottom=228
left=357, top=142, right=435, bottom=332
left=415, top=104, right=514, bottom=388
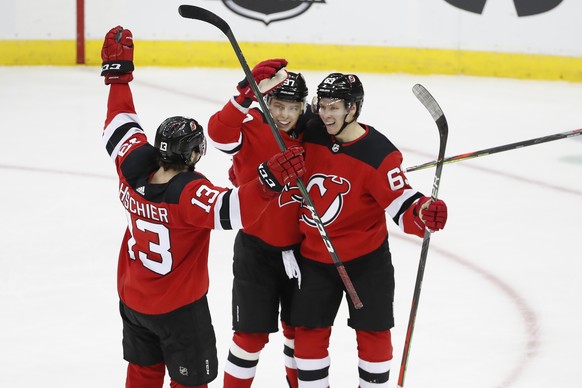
left=258, top=146, right=305, bottom=193
left=101, top=26, right=134, bottom=85
left=236, top=58, right=288, bottom=106
left=414, top=196, right=448, bottom=232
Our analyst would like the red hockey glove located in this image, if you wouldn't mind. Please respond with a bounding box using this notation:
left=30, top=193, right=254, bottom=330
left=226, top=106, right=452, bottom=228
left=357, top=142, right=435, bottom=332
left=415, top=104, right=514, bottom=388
left=414, top=197, right=448, bottom=232
left=258, top=146, right=305, bottom=193
left=101, top=26, right=134, bottom=85
left=236, top=58, right=288, bottom=106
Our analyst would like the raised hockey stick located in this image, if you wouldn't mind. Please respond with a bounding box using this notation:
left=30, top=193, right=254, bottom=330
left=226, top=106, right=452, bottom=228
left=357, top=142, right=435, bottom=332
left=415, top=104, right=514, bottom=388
left=397, top=84, right=448, bottom=388
left=405, top=128, right=582, bottom=173
left=178, top=4, right=363, bottom=309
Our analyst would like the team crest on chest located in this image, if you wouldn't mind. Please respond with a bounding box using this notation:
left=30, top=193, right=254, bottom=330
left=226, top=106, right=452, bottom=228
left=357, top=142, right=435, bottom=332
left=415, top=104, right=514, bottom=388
left=279, top=185, right=303, bottom=207
left=300, top=174, right=351, bottom=227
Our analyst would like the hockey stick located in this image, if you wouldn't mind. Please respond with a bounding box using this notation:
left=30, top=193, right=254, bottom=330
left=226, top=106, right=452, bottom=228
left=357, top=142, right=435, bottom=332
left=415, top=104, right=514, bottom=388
left=405, top=128, right=582, bottom=173
left=178, top=4, right=363, bottom=309
left=397, top=84, right=448, bottom=388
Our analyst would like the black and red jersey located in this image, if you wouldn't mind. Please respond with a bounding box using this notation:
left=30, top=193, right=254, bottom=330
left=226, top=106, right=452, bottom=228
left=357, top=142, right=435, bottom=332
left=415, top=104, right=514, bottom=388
left=103, top=85, right=273, bottom=314
left=208, top=97, right=312, bottom=249
left=294, top=118, right=426, bottom=263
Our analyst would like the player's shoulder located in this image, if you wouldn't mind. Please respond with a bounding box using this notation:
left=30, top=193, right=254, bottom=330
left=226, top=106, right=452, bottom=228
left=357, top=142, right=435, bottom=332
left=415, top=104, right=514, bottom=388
left=238, top=107, right=281, bottom=143
left=293, top=108, right=319, bottom=138
left=344, top=125, right=400, bottom=169
left=362, top=125, right=398, bottom=152
left=120, top=141, right=158, bottom=179
left=104, top=114, right=145, bottom=157
left=302, top=117, right=328, bottom=144
left=227, top=107, right=269, bottom=133
left=146, top=171, right=209, bottom=205
left=252, top=107, right=271, bottom=124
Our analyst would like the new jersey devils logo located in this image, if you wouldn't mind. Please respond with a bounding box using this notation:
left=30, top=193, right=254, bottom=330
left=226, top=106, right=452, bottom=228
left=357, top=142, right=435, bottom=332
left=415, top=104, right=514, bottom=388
left=222, top=0, right=320, bottom=25
left=444, top=0, right=563, bottom=16
left=279, top=184, right=303, bottom=208
left=300, top=174, right=351, bottom=228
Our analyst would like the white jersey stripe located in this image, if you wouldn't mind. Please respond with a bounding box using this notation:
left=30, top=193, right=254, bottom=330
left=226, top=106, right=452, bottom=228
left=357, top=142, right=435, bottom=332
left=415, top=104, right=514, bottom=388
left=206, top=96, right=248, bottom=153
left=385, top=188, right=419, bottom=222
left=228, top=187, right=243, bottom=229
left=207, top=131, right=243, bottom=154
left=212, top=187, right=243, bottom=231
left=103, top=113, right=143, bottom=161
left=213, top=191, right=227, bottom=231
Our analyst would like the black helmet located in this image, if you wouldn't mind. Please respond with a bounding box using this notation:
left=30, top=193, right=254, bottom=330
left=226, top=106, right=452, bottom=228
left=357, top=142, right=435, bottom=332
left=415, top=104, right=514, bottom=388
left=269, top=72, right=308, bottom=102
left=317, top=73, right=364, bottom=118
left=154, top=116, right=206, bottom=166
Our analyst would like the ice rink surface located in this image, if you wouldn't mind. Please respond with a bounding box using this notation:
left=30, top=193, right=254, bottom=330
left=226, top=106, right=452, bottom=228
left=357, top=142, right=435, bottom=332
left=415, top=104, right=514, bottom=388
left=1, top=66, right=581, bottom=387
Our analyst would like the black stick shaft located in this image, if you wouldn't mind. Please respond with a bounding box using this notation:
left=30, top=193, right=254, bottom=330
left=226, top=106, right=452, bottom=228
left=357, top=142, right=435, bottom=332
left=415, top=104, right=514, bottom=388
left=405, top=128, right=582, bottom=173
left=398, top=84, right=449, bottom=387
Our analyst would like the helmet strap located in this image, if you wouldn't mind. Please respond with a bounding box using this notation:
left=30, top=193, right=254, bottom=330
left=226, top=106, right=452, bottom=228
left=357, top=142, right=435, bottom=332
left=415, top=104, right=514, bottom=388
left=333, top=103, right=355, bottom=138
left=334, top=118, right=350, bottom=138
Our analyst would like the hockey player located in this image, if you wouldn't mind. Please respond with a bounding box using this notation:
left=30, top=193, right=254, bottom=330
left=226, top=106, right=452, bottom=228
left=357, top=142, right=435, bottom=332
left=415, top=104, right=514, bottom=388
left=290, top=73, right=448, bottom=387
left=100, top=26, right=305, bottom=388
left=207, top=59, right=313, bottom=387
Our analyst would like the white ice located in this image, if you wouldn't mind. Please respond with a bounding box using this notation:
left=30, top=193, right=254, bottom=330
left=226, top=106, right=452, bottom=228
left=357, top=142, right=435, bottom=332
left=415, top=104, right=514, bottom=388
left=0, top=66, right=581, bottom=387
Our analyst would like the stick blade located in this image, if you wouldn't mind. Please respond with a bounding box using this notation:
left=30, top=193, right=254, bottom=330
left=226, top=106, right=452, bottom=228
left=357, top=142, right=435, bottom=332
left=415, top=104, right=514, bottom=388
left=412, top=84, right=444, bottom=122
left=178, top=5, right=230, bottom=33
left=413, top=84, right=449, bottom=143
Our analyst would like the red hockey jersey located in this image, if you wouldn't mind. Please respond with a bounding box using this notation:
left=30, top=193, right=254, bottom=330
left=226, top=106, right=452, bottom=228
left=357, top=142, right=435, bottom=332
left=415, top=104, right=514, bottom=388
left=294, top=119, right=426, bottom=263
left=103, top=85, right=274, bottom=314
left=208, top=97, right=308, bottom=249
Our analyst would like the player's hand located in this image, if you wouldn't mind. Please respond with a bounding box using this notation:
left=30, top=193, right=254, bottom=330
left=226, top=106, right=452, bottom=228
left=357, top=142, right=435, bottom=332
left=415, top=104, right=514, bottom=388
left=415, top=197, right=448, bottom=232
left=236, top=58, right=288, bottom=105
left=258, top=146, right=305, bottom=193
left=101, top=26, right=134, bottom=85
